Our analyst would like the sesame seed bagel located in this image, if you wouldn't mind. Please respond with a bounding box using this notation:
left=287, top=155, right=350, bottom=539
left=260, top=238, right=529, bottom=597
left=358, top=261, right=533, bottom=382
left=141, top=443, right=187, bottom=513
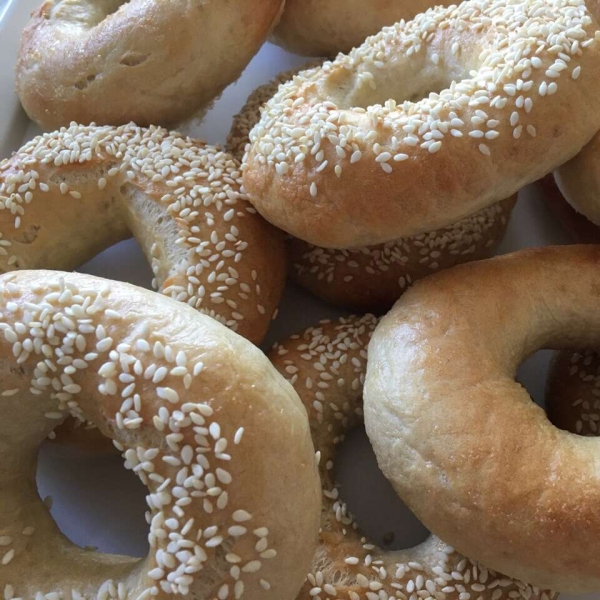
left=270, top=0, right=442, bottom=57
left=269, top=315, right=556, bottom=600
left=0, top=123, right=286, bottom=346
left=539, top=174, right=600, bottom=244
left=16, top=0, right=284, bottom=130
left=0, top=270, right=320, bottom=600
left=364, top=245, right=600, bottom=592
left=229, top=70, right=516, bottom=311
left=546, top=349, right=600, bottom=437
left=243, top=0, right=600, bottom=249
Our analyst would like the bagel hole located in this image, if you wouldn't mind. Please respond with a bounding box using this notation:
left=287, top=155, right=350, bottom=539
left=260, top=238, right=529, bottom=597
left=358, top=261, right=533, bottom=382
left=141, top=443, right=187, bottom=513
left=50, top=0, right=129, bottom=27
left=336, top=427, right=430, bottom=550
left=36, top=433, right=149, bottom=557
left=515, top=349, right=555, bottom=408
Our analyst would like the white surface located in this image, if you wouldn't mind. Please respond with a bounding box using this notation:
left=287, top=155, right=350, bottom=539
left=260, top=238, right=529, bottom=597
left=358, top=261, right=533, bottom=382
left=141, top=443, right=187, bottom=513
left=0, top=2, right=592, bottom=597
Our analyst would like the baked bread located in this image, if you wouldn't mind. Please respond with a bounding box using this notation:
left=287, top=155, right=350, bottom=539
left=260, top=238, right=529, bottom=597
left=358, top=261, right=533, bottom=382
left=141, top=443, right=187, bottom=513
left=244, top=0, right=600, bottom=248
left=16, top=0, right=284, bottom=129
left=0, top=270, right=320, bottom=600
left=365, top=245, right=600, bottom=592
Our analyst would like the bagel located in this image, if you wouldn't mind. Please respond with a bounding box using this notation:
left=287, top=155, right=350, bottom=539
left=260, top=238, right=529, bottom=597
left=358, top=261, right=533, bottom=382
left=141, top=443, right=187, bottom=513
left=16, top=0, right=284, bottom=130
left=538, top=175, right=600, bottom=244
left=269, top=315, right=556, bottom=600
left=0, top=123, right=285, bottom=346
left=546, top=349, right=600, bottom=437
left=364, top=245, right=600, bottom=592
left=229, top=68, right=516, bottom=311
left=270, top=0, right=442, bottom=57
left=0, top=270, right=320, bottom=599
left=243, top=0, right=600, bottom=249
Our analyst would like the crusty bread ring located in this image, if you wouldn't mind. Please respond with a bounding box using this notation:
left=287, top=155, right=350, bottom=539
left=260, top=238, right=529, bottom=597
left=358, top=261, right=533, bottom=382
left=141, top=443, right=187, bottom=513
left=16, top=0, right=284, bottom=130
left=0, top=270, right=320, bottom=599
left=243, top=0, right=600, bottom=249
left=269, top=315, right=556, bottom=600
left=229, top=69, right=516, bottom=312
left=546, top=349, right=600, bottom=437
left=0, top=123, right=285, bottom=346
left=365, top=245, right=600, bottom=592
left=270, top=0, right=442, bottom=57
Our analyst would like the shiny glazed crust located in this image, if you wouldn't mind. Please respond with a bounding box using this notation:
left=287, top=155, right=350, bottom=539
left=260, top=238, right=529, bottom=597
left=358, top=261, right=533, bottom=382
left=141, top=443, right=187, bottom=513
left=365, top=246, right=600, bottom=592
left=269, top=315, right=556, bottom=600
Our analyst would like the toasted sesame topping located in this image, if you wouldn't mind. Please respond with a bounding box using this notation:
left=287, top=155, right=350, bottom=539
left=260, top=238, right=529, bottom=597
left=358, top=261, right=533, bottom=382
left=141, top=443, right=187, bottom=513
left=0, top=123, right=282, bottom=341
left=230, top=68, right=515, bottom=311
left=0, top=273, right=280, bottom=599
left=243, top=0, right=598, bottom=247
left=547, top=350, right=600, bottom=436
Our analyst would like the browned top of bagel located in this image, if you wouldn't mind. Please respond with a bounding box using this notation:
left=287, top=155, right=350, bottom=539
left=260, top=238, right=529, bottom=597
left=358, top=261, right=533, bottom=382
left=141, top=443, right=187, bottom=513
left=16, top=0, right=284, bottom=129
left=269, top=315, right=556, bottom=600
left=365, top=245, right=600, bottom=593
left=244, top=0, right=600, bottom=248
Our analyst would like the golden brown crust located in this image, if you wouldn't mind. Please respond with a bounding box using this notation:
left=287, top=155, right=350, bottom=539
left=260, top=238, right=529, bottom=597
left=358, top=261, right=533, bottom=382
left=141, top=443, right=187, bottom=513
left=538, top=175, right=600, bottom=244
left=229, top=68, right=516, bottom=312
left=0, top=123, right=286, bottom=346
left=0, top=270, right=320, bottom=600
left=365, top=245, right=600, bottom=592
left=244, top=0, right=600, bottom=248
left=270, top=0, right=444, bottom=57
left=269, top=316, right=555, bottom=600
left=16, top=0, right=284, bottom=129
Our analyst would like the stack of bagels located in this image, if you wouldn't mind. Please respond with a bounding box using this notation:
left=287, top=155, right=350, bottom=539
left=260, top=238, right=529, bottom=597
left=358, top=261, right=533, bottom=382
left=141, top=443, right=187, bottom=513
left=2, top=0, right=600, bottom=598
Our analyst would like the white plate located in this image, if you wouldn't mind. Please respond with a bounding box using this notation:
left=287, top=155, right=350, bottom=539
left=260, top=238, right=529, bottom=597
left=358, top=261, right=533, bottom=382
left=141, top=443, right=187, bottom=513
left=0, top=2, right=592, bottom=598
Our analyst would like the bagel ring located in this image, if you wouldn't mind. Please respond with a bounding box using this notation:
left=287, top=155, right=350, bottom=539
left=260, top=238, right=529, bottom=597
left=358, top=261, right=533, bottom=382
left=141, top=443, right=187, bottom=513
left=365, top=245, right=600, bottom=592
left=229, top=68, right=516, bottom=312
left=243, top=0, right=600, bottom=249
left=270, top=0, right=442, bottom=57
left=0, top=270, right=320, bottom=600
left=269, top=315, right=556, bottom=600
left=0, top=123, right=285, bottom=346
left=16, top=0, right=284, bottom=130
